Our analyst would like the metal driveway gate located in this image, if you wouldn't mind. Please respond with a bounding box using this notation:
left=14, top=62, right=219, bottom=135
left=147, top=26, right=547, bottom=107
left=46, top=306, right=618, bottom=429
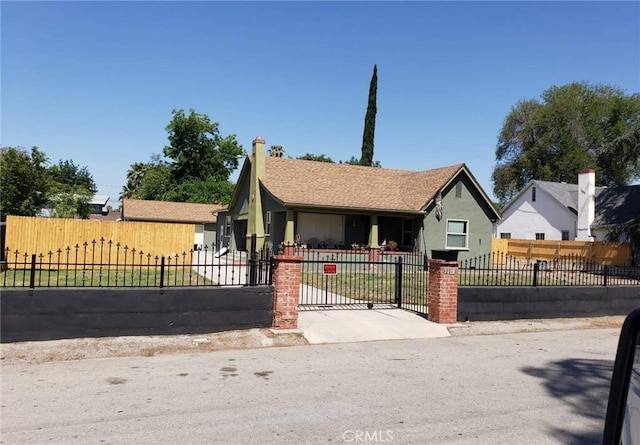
left=296, top=249, right=428, bottom=314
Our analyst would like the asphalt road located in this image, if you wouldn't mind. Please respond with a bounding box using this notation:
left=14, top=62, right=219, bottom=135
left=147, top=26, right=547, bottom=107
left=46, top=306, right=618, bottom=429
left=1, top=328, right=622, bottom=445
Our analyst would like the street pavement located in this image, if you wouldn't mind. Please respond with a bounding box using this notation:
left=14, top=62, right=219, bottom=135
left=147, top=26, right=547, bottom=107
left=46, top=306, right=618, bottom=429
left=1, top=328, right=621, bottom=445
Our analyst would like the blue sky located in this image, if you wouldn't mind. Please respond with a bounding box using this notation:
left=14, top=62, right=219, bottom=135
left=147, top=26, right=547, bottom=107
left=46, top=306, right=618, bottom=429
left=2, top=1, right=639, bottom=205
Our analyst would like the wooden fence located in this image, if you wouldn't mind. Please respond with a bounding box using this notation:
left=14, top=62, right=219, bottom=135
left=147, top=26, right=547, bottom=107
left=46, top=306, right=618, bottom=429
left=3, top=216, right=195, bottom=268
left=491, top=238, right=632, bottom=266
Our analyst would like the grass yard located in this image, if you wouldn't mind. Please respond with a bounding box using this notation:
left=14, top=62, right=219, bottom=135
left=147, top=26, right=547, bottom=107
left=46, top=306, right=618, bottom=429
left=301, top=270, right=428, bottom=305
left=1, top=267, right=214, bottom=287
left=458, top=269, right=639, bottom=286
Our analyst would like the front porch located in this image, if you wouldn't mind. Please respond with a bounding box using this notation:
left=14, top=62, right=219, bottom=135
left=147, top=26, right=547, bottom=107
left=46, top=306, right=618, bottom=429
left=282, top=211, right=422, bottom=253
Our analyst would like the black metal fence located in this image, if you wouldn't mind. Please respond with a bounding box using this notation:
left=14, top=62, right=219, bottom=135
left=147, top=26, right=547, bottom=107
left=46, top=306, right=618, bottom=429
left=1, top=236, right=272, bottom=288
left=294, top=247, right=428, bottom=313
left=459, top=252, right=640, bottom=287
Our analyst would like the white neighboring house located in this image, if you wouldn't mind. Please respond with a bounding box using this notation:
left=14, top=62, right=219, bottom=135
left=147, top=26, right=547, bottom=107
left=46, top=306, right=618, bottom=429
left=496, top=168, right=640, bottom=242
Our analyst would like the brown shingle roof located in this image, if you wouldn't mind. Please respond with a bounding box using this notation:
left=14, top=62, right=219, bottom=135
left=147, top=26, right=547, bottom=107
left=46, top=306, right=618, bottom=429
left=259, top=157, right=464, bottom=213
left=122, top=199, right=226, bottom=224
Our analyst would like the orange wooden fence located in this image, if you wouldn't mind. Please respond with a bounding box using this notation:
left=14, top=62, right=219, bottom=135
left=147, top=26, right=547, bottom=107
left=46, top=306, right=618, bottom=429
left=491, top=238, right=631, bottom=266
left=3, top=216, right=195, bottom=268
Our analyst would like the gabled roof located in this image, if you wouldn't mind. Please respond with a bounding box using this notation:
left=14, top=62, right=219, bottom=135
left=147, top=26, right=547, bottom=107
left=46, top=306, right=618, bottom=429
left=90, top=195, right=111, bottom=206
left=232, top=156, right=499, bottom=219
left=593, top=185, right=640, bottom=226
left=501, top=180, right=605, bottom=216
left=122, top=199, right=226, bottom=224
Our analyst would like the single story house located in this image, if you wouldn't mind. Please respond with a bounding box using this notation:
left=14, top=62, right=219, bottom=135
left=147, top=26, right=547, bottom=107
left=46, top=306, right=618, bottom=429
left=122, top=199, right=226, bottom=250
left=217, top=137, right=501, bottom=261
left=497, top=169, right=640, bottom=242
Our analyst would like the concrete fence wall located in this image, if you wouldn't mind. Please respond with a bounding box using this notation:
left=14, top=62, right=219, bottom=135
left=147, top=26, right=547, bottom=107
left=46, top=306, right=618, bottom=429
left=1, top=286, right=273, bottom=343
left=458, top=286, right=640, bottom=322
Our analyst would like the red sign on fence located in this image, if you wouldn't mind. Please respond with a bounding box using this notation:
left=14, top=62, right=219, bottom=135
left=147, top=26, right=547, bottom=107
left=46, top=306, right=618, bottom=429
left=323, top=263, right=337, bottom=275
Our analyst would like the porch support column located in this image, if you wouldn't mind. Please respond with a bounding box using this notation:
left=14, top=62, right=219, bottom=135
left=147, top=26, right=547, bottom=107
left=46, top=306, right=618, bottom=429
left=284, top=210, right=295, bottom=245
left=248, top=136, right=266, bottom=252
left=368, top=215, right=379, bottom=248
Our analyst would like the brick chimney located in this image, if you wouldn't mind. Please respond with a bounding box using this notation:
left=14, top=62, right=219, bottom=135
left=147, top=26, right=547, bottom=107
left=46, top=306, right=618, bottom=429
left=248, top=136, right=266, bottom=251
left=576, top=168, right=595, bottom=241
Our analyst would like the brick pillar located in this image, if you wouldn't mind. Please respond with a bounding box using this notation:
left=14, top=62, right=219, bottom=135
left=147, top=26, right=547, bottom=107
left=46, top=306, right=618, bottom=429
left=427, top=259, right=459, bottom=324
left=272, top=254, right=302, bottom=329
left=283, top=244, right=296, bottom=256
left=368, top=248, right=380, bottom=271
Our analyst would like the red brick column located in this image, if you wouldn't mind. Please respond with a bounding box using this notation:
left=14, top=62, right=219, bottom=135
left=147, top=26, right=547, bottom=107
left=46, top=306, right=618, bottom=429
left=427, top=259, right=459, bottom=324
left=272, top=254, right=303, bottom=329
left=368, top=248, right=380, bottom=271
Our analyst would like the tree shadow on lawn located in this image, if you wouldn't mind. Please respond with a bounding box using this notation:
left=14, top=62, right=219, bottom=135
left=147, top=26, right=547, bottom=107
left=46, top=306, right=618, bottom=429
left=522, top=358, right=613, bottom=445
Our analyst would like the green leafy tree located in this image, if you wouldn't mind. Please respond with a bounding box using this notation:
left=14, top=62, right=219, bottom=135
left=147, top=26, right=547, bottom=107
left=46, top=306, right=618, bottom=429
left=607, top=217, right=640, bottom=263
left=122, top=158, right=172, bottom=201
left=0, top=146, right=50, bottom=220
left=360, top=64, right=378, bottom=166
left=342, top=156, right=381, bottom=167
left=269, top=146, right=285, bottom=157
left=123, top=109, right=244, bottom=204
left=46, top=159, right=97, bottom=218
left=46, top=190, right=92, bottom=219
left=162, top=177, right=236, bottom=205
left=297, top=153, right=335, bottom=163
left=163, top=109, right=244, bottom=182
left=492, top=82, right=640, bottom=205
left=48, top=159, right=97, bottom=195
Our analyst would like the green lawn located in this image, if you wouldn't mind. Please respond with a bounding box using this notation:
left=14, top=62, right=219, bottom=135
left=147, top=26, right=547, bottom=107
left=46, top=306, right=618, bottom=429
left=301, top=271, right=428, bottom=305
left=1, top=267, right=214, bottom=287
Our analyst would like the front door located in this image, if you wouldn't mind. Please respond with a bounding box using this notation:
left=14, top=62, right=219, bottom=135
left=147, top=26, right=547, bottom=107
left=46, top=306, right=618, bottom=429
left=234, top=220, right=248, bottom=251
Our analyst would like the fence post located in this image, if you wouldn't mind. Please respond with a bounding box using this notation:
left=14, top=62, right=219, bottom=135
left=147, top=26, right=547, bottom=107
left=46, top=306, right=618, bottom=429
left=159, top=256, right=165, bottom=288
left=249, top=234, right=258, bottom=286
left=603, top=265, right=609, bottom=287
left=29, top=254, right=36, bottom=289
left=533, top=262, right=539, bottom=287
left=427, top=259, right=459, bottom=323
left=395, top=257, right=403, bottom=307
left=272, top=253, right=303, bottom=329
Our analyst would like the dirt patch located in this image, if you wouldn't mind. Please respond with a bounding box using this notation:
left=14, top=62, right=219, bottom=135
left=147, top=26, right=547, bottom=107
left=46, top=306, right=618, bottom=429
left=446, top=315, right=626, bottom=337
left=0, top=328, right=308, bottom=365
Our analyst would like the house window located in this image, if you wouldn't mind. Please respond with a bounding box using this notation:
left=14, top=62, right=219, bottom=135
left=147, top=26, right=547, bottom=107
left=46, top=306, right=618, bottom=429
left=500, top=232, right=511, bottom=239
left=446, top=220, right=468, bottom=249
left=561, top=230, right=570, bottom=241
left=535, top=232, right=545, bottom=240
left=532, top=187, right=537, bottom=202
left=402, top=219, right=413, bottom=247
left=265, top=211, right=272, bottom=236
left=455, top=182, right=462, bottom=198
left=225, top=216, right=231, bottom=236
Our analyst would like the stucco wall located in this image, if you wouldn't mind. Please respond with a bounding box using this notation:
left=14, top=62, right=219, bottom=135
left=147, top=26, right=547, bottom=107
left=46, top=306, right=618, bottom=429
left=497, top=186, right=577, bottom=240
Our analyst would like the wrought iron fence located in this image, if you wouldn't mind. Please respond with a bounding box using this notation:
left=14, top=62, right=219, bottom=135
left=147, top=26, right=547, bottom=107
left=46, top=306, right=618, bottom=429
left=1, top=237, right=272, bottom=288
left=459, top=252, right=639, bottom=287
left=294, top=246, right=428, bottom=313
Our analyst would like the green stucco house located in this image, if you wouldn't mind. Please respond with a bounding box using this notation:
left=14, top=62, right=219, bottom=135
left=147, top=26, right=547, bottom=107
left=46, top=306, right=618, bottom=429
left=217, top=137, right=500, bottom=261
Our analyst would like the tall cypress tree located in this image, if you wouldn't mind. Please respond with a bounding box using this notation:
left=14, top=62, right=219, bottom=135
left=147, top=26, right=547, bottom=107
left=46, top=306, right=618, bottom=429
left=360, top=65, right=377, bottom=166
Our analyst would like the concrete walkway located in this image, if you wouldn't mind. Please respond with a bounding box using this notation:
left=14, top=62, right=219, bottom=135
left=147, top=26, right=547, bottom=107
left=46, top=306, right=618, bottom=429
left=297, top=309, right=450, bottom=344
left=190, top=252, right=447, bottom=345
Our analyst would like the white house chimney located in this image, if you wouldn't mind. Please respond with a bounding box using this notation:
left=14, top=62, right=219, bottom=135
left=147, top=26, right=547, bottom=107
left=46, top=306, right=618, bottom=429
left=576, top=168, right=595, bottom=241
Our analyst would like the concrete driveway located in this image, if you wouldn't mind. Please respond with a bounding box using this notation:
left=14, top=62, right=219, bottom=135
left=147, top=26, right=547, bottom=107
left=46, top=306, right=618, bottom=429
left=191, top=251, right=447, bottom=344
left=298, top=309, right=450, bottom=344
